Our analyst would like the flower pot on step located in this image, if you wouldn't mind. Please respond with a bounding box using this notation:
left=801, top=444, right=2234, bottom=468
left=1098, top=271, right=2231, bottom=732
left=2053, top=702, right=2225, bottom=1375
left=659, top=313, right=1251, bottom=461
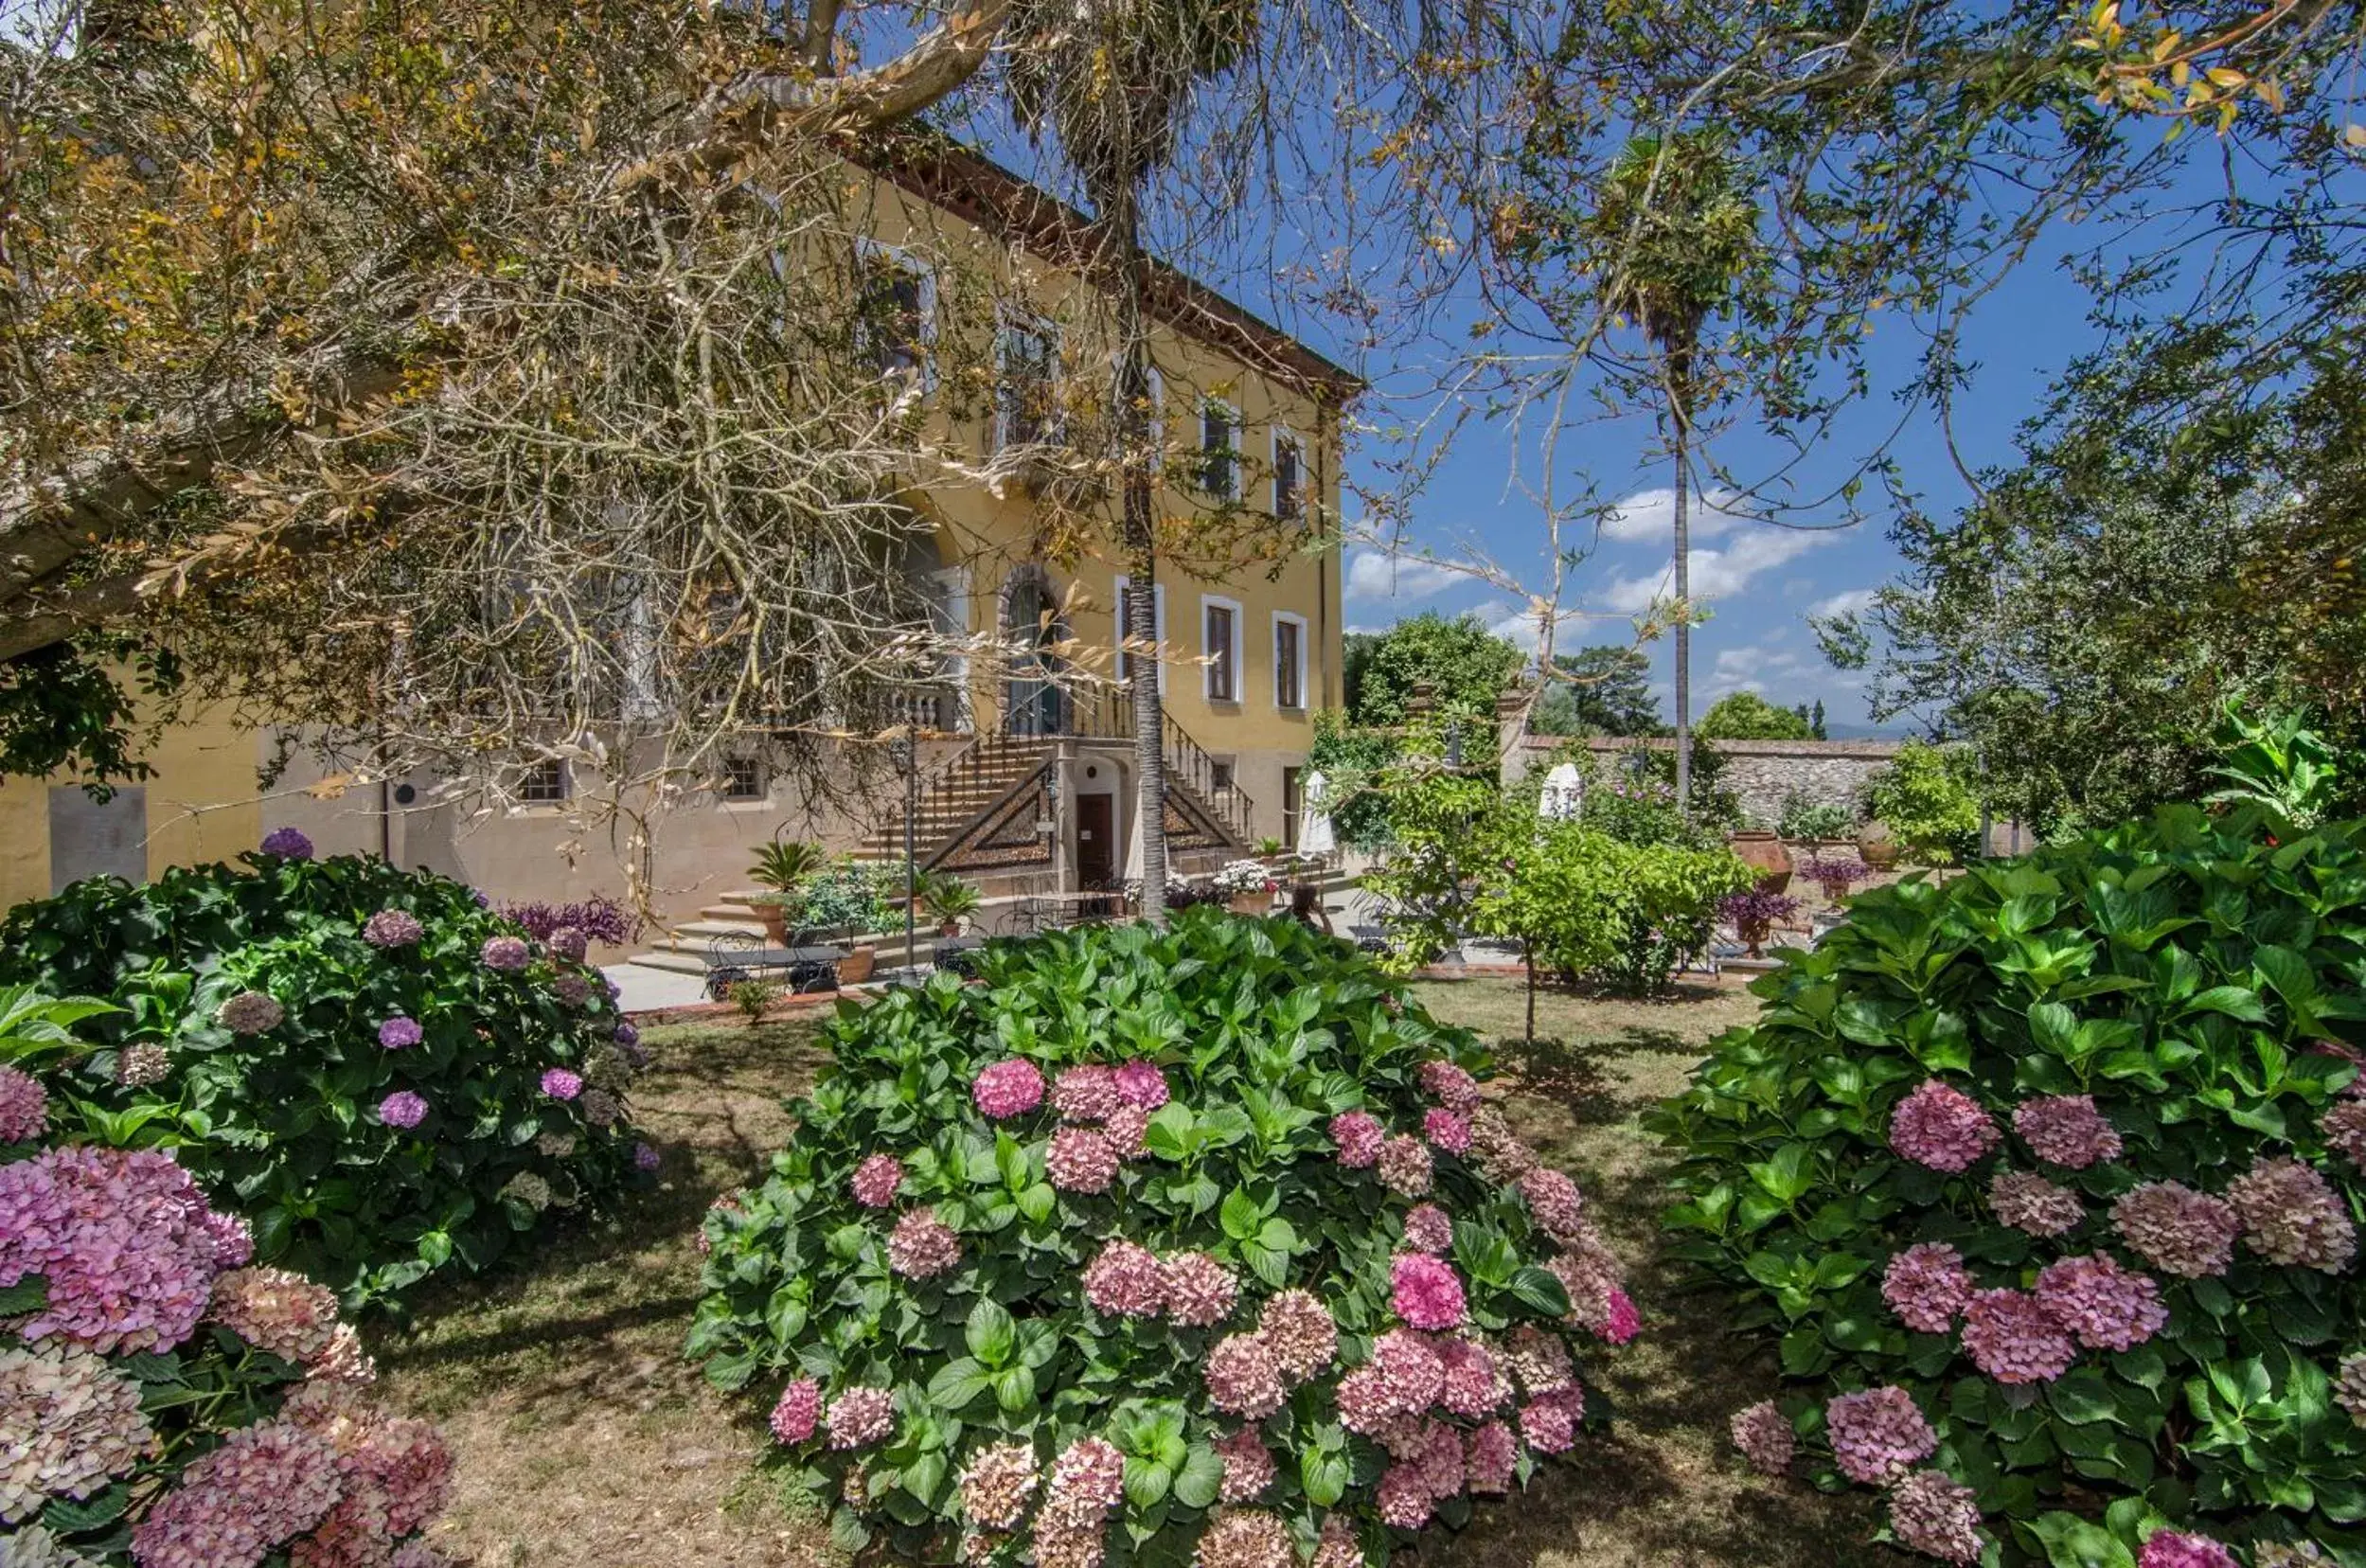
left=837, top=945, right=877, bottom=985
left=1228, top=892, right=1270, bottom=917
left=755, top=903, right=790, bottom=945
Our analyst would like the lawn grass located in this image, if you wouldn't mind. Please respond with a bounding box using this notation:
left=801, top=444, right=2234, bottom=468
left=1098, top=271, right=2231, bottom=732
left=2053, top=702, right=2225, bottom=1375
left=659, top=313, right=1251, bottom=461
left=375, top=979, right=1903, bottom=1567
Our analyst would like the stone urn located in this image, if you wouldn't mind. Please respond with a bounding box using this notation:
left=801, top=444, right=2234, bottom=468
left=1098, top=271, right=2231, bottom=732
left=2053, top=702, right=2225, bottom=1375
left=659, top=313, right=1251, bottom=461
left=1728, top=830, right=1792, bottom=894
left=1858, top=820, right=1903, bottom=869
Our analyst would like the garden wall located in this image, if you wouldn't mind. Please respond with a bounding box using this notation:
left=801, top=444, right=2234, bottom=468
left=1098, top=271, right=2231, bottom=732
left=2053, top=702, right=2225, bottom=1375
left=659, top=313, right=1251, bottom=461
left=1509, top=735, right=1903, bottom=827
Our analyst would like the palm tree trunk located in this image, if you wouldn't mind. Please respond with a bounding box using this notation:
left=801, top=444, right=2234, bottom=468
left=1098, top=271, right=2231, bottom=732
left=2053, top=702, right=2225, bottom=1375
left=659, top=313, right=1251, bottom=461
left=1671, top=367, right=1692, bottom=822
left=1103, top=182, right=1167, bottom=920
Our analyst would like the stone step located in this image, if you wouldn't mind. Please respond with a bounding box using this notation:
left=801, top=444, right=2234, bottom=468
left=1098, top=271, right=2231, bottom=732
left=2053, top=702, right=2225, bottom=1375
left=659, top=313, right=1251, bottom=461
left=622, top=946, right=713, bottom=975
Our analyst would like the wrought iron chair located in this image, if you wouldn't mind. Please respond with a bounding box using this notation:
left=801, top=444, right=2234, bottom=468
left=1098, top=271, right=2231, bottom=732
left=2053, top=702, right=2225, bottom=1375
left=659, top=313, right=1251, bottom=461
left=704, top=930, right=763, bottom=1000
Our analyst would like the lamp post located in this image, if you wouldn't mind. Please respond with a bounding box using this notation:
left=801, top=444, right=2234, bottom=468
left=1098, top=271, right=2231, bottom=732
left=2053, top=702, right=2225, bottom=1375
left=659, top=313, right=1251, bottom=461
left=889, top=734, right=916, bottom=974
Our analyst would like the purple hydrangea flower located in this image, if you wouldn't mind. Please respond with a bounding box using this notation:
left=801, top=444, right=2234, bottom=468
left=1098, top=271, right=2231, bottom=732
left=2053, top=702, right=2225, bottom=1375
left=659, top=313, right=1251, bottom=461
left=377, top=1016, right=424, bottom=1050
left=0, top=1065, right=49, bottom=1143
left=614, top=1022, right=640, bottom=1047
left=362, top=909, right=425, bottom=949
left=259, top=827, right=314, bottom=859
left=380, top=1091, right=429, bottom=1129
left=481, top=935, right=532, bottom=972
left=541, top=1067, right=583, bottom=1101
left=0, top=1146, right=223, bottom=1353
left=633, top=1142, right=662, bottom=1171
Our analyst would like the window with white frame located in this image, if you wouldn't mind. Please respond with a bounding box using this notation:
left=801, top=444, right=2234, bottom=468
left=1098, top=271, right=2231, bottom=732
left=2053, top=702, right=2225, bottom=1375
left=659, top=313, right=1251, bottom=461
left=1202, top=597, right=1243, bottom=703
left=519, top=759, right=569, bottom=804
left=995, top=311, right=1063, bottom=449
left=1113, top=575, right=1166, bottom=691
left=1272, top=428, right=1305, bottom=520
left=1272, top=612, right=1307, bottom=710
left=854, top=241, right=937, bottom=386
left=1199, top=399, right=1241, bottom=500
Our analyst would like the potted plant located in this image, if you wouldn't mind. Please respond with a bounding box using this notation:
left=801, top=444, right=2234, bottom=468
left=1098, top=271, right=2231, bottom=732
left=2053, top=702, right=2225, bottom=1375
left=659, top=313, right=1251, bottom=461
left=1255, top=835, right=1288, bottom=864
left=1211, top=858, right=1280, bottom=915
left=748, top=839, right=826, bottom=944
left=1717, top=887, right=1802, bottom=958
left=1797, top=852, right=1871, bottom=904
left=799, top=862, right=893, bottom=984
left=919, top=871, right=980, bottom=936
left=1725, top=826, right=1793, bottom=893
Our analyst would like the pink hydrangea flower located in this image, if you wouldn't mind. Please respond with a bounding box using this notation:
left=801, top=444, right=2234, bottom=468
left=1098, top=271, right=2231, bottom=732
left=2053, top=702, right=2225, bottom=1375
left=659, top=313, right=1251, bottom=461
left=1730, top=1400, right=1794, bottom=1475
left=1422, top=1108, right=1472, bottom=1153
left=1214, top=1428, right=1275, bottom=1502
left=0, top=1342, right=152, bottom=1518
left=1519, top=1390, right=1580, bottom=1452
left=1889, top=1470, right=1984, bottom=1565
left=850, top=1153, right=904, bottom=1208
left=2137, top=1531, right=2239, bottom=1568
left=2113, top=1182, right=2241, bottom=1278
left=887, top=1208, right=962, bottom=1279
left=1518, top=1167, right=1586, bottom=1242
left=770, top=1378, right=822, bottom=1443
left=2324, top=1099, right=2366, bottom=1167
left=1160, top=1252, right=1238, bottom=1327
left=362, top=909, right=423, bottom=948
left=1824, top=1385, right=1936, bottom=1485
left=1435, top=1337, right=1508, bottom=1417
left=2225, top=1156, right=2358, bottom=1273
left=1102, top=1103, right=1149, bottom=1160
left=0, top=1065, right=47, bottom=1143
left=1960, top=1289, right=2077, bottom=1384
left=826, top=1386, right=896, bottom=1449
left=1047, top=1435, right=1126, bottom=1513
left=1329, top=1111, right=1384, bottom=1167
left=1205, top=1334, right=1286, bottom=1417
left=1112, top=1060, right=1169, bottom=1110
left=479, top=935, right=531, bottom=972
left=1990, top=1169, right=2085, bottom=1238
left=1377, top=1134, right=1432, bottom=1197
left=1370, top=1327, right=1447, bottom=1412
left=2012, top=1095, right=2123, bottom=1169
left=1414, top=1417, right=1465, bottom=1500
left=1400, top=1203, right=1454, bottom=1255
left=1503, top=1324, right=1574, bottom=1396
left=1052, top=1065, right=1124, bottom=1121
left=217, top=990, right=285, bottom=1036
left=1889, top=1081, right=2001, bottom=1172
left=1418, top=1059, right=1482, bottom=1114
left=1312, top=1518, right=1361, bottom=1568
left=1046, top=1127, right=1121, bottom=1194
left=2033, top=1254, right=2167, bottom=1351
left=379, top=1091, right=428, bottom=1129
left=973, top=1060, right=1046, bottom=1119
left=1082, top=1239, right=1165, bottom=1318
left=1256, top=1289, right=1338, bottom=1381
left=1463, top=1419, right=1518, bottom=1494
left=130, top=1420, right=342, bottom=1567
left=2334, top=1352, right=2366, bottom=1426
left=959, top=1441, right=1039, bottom=1529
left=540, top=1067, right=582, bottom=1101
left=1390, top=1254, right=1468, bottom=1330
left=1602, top=1287, right=1641, bottom=1345
left=1882, top=1242, right=1976, bottom=1334
left=209, top=1266, right=340, bottom=1363
left=0, top=1148, right=224, bottom=1355
left=1194, top=1508, right=1293, bottom=1568
left=1377, top=1464, right=1434, bottom=1528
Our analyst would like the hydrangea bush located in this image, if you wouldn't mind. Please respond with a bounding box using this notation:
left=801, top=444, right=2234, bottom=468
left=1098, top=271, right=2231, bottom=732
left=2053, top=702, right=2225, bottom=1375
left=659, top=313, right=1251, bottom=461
left=687, top=913, right=1634, bottom=1568
left=0, top=838, right=655, bottom=1308
left=0, top=990, right=455, bottom=1566
left=1649, top=806, right=2366, bottom=1566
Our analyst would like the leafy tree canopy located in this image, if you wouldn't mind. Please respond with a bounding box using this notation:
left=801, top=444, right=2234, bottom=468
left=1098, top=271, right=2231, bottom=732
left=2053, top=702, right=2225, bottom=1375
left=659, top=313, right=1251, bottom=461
left=1346, top=613, right=1522, bottom=727
left=1694, top=690, right=1813, bottom=741
left=1531, top=645, right=1663, bottom=738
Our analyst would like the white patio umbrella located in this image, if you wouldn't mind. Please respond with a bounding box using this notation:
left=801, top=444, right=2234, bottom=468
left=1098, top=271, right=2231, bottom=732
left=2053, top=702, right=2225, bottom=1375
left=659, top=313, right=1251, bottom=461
left=1539, top=762, right=1584, bottom=821
left=1297, top=770, right=1337, bottom=856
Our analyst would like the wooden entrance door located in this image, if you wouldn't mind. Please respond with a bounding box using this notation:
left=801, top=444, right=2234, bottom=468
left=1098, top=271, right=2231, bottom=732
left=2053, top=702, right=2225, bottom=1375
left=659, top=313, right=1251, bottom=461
left=1076, top=793, right=1116, bottom=914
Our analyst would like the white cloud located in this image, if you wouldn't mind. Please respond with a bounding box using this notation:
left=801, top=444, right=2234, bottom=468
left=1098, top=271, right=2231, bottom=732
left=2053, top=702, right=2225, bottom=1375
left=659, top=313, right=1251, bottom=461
left=1485, top=602, right=1592, bottom=653
left=1807, top=587, right=1879, bottom=620
left=1344, top=550, right=1461, bottom=604
left=1599, top=487, right=1756, bottom=543
left=1595, top=525, right=1834, bottom=615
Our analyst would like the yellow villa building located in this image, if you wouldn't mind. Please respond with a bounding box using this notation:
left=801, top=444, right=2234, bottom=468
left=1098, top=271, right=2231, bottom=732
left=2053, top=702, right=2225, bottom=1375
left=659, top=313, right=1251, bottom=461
left=0, top=136, right=1356, bottom=931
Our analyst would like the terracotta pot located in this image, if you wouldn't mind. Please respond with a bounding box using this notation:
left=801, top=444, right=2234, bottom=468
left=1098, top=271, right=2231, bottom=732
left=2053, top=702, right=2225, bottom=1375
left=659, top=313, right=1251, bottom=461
left=1228, top=891, right=1271, bottom=916
left=1727, top=830, right=1792, bottom=894
left=755, top=902, right=789, bottom=944
left=1735, top=915, right=1773, bottom=958
left=939, top=919, right=962, bottom=938
left=837, top=944, right=877, bottom=985
left=1859, top=821, right=1902, bottom=869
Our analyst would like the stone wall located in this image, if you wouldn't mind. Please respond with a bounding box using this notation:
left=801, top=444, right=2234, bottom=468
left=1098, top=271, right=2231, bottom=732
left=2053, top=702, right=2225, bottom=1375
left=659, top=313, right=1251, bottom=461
left=1510, top=735, right=1903, bottom=829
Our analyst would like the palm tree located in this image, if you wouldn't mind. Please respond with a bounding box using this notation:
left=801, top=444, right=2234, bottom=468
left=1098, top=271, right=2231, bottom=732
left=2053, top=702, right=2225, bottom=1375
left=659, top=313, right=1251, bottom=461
left=1581, top=133, right=1758, bottom=819
left=1005, top=0, right=1253, bottom=919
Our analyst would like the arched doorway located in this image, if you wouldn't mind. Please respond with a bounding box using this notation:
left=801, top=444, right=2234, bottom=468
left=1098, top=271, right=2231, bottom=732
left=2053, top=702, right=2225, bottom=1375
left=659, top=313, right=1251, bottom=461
left=1001, top=567, right=1067, bottom=736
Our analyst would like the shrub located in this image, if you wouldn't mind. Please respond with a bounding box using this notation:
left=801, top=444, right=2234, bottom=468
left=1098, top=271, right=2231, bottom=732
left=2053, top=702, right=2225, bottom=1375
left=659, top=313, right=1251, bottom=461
left=730, top=977, right=779, bottom=1025
left=1861, top=740, right=1982, bottom=865
left=1778, top=790, right=1857, bottom=843
left=798, top=862, right=896, bottom=938
left=1478, top=824, right=1754, bottom=992
left=0, top=842, right=655, bottom=1308
left=686, top=913, right=1634, bottom=1568
left=0, top=989, right=456, bottom=1565
left=1647, top=807, right=2366, bottom=1565
left=502, top=894, right=642, bottom=948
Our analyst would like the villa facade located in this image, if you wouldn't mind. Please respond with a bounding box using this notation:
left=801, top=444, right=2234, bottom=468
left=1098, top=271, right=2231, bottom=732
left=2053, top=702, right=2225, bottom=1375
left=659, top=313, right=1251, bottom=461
left=0, top=137, right=1355, bottom=927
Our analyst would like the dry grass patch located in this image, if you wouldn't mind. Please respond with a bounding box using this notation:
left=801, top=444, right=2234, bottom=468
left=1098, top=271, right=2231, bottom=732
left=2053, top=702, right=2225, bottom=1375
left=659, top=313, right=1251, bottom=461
left=365, top=977, right=1901, bottom=1567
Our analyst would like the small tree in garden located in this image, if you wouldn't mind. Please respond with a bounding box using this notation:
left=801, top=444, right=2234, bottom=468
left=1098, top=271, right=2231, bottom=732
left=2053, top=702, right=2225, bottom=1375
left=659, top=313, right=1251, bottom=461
left=688, top=915, right=1637, bottom=1566
left=1860, top=740, right=1983, bottom=866
left=0, top=989, right=456, bottom=1564
left=0, top=834, right=656, bottom=1309
left=1649, top=800, right=2366, bottom=1565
